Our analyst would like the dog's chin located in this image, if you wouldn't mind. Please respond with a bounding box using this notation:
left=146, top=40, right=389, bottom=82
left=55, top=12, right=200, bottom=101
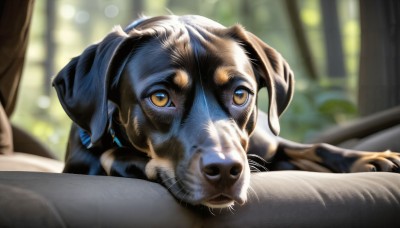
left=158, top=171, right=248, bottom=209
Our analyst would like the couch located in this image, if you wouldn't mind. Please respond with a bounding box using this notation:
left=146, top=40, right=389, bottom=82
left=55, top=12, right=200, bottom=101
left=1, top=107, right=400, bottom=227
left=0, top=171, right=399, bottom=227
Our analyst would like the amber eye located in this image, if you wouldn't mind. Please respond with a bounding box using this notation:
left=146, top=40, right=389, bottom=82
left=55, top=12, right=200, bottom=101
left=233, top=88, right=249, bottom=106
left=150, top=91, right=171, bottom=107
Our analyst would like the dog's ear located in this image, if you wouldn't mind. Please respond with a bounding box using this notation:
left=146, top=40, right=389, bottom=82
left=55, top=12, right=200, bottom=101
left=227, top=26, right=294, bottom=135
left=53, top=27, right=143, bottom=145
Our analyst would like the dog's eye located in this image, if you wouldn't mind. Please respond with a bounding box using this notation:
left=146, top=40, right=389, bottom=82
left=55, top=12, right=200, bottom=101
left=233, top=88, right=249, bottom=106
left=150, top=91, right=172, bottom=107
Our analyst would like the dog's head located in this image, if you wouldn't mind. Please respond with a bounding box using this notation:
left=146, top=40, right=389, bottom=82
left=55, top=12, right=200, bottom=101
left=53, top=15, right=294, bottom=208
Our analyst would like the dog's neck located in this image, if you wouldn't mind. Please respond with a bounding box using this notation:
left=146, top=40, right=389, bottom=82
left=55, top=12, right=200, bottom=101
left=78, top=113, right=132, bottom=151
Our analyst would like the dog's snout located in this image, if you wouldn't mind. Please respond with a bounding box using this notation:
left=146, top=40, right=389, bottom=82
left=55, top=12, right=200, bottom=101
left=201, top=153, right=243, bottom=186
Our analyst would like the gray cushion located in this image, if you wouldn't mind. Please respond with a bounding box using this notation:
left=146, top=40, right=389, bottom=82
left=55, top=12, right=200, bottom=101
left=0, top=171, right=399, bottom=227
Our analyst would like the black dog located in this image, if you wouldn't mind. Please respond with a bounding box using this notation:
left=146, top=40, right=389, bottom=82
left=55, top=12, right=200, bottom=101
left=53, top=15, right=400, bottom=209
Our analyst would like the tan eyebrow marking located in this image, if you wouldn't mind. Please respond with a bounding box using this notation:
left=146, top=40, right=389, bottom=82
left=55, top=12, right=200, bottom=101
left=173, top=70, right=190, bottom=89
left=214, top=66, right=233, bottom=86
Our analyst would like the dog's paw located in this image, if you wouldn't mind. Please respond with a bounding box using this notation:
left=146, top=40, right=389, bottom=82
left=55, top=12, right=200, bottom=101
left=350, top=151, right=400, bottom=173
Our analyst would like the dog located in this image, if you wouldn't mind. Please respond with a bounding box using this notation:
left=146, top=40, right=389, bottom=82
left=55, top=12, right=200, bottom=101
left=53, top=15, right=400, bottom=209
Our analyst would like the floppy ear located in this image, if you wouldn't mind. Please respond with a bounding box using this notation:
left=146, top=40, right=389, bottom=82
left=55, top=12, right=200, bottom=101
left=228, top=26, right=294, bottom=135
left=53, top=27, right=141, bottom=145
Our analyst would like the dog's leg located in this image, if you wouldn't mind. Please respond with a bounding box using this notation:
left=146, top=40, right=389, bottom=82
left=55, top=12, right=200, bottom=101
left=270, top=138, right=400, bottom=173
left=248, top=111, right=400, bottom=173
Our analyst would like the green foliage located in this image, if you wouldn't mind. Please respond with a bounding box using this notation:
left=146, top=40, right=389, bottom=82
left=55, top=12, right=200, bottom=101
left=278, top=79, right=357, bottom=142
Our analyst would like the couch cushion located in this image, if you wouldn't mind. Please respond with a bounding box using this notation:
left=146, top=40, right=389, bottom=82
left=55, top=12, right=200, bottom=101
left=0, top=171, right=399, bottom=227
left=0, top=153, right=63, bottom=172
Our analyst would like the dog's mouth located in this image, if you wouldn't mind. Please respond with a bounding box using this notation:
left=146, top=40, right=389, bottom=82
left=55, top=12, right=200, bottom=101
left=202, top=194, right=236, bottom=208
left=158, top=171, right=247, bottom=208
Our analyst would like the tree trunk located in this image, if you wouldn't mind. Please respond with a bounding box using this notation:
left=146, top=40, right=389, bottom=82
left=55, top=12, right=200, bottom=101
left=358, top=0, right=400, bottom=116
left=284, top=0, right=318, bottom=80
left=320, top=0, right=346, bottom=79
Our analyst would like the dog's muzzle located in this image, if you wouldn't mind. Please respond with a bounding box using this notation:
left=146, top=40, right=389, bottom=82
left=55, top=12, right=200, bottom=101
left=199, top=151, right=248, bottom=208
left=162, top=152, right=249, bottom=208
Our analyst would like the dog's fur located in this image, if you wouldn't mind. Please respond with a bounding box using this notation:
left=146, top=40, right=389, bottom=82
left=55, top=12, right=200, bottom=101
left=53, top=15, right=400, bottom=209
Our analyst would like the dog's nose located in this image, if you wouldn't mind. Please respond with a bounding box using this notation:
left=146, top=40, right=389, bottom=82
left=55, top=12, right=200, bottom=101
left=201, top=153, right=243, bottom=187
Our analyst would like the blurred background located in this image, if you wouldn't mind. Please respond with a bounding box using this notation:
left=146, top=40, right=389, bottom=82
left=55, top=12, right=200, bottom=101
left=9, top=0, right=399, bottom=159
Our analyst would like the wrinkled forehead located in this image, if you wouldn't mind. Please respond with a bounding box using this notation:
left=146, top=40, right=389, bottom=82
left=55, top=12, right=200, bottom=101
left=127, top=20, right=255, bottom=86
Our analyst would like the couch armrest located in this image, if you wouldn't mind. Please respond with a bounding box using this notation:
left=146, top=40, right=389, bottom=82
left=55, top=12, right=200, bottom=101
left=0, top=171, right=399, bottom=227
left=308, top=106, right=400, bottom=145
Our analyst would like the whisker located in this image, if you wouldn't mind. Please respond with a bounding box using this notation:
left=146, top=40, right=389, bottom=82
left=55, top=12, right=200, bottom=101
left=247, top=154, right=269, bottom=163
left=160, top=173, right=193, bottom=207
left=166, top=180, right=179, bottom=191
left=179, top=190, right=189, bottom=205
left=160, top=175, right=176, bottom=184
left=248, top=161, right=267, bottom=170
left=208, top=207, right=216, bottom=216
left=175, top=178, right=196, bottom=207
left=160, top=175, right=180, bottom=191
left=249, top=165, right=261, bottom=172
left=248, top=159, right=269, bottom=172
left=227, top=205, right=235, bottom=215
left=247, top=185, right=260, bottom=203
